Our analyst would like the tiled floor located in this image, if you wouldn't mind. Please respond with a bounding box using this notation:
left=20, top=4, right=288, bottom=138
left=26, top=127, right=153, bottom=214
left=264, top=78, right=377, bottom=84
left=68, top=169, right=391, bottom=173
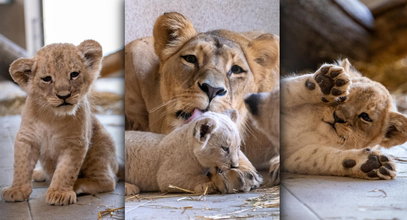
left=281, top=144, right=407, bottom=219
left=0, top=115, right=125, bottom=220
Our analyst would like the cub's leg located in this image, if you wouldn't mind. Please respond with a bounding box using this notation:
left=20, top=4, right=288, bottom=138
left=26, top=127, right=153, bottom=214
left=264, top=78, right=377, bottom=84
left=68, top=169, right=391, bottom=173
left=2, top=134, right=39, bottom=202
left=210, top=151, right=263, bottom=193
left=284, top=146, right=396, bottom=180
left=282, top=64, right=350, bottom=108
left=125, top=182, right=140, bottom=196
left=74, top=121, right=118, bottom=195
left=45, top=145, right=86, bottom=205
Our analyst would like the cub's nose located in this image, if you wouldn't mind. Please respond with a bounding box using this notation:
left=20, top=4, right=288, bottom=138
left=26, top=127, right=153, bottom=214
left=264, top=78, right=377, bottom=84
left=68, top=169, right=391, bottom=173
left=198, top=83, right=227, bottom=101
left=56, top=93, right=71, bottom=100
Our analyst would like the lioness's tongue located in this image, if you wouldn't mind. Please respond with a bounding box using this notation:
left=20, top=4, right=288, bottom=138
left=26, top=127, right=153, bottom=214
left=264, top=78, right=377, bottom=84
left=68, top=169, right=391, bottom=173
left=186, top=109, right=203, bottom=123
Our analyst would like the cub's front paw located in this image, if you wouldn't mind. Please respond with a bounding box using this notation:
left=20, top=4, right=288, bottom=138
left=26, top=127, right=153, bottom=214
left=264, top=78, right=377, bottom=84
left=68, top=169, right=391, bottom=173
left=194, top=182, right=217, bottom=194
left=342, top=149, right=396, bottom=180
left=46, top=189, right=77, bottom=205
left=125, top=182, right=140, bottom=196
left=210, top=167, right=263, bottom=193
left=2, top=184, right=32, bottom=202
left=312, top=64, right=350, bottom=103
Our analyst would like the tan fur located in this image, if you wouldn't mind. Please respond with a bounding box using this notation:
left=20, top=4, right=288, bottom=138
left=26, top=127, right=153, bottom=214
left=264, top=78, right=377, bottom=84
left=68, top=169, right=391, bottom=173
left=282, top=59, right=407, bottom=180
left=125, top=112, right=256, bottom=195
left=125, top=12, right=279, bottom=190
left=1, top=40, right=118, bottom=205
left=245, top=91, right=280, bottom=185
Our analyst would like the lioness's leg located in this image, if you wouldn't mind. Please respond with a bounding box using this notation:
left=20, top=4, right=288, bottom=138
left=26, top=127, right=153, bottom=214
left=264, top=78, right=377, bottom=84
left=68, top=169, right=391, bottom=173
left=284, top=145, right=396, bottom=180
left=2, top=133, right=39, bottom=202
left=282, top=64, right=350, bottom=108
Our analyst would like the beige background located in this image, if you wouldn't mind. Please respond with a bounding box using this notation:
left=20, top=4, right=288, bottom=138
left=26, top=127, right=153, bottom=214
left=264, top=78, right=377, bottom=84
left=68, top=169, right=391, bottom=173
left=125, top=0, right=279, bottom=44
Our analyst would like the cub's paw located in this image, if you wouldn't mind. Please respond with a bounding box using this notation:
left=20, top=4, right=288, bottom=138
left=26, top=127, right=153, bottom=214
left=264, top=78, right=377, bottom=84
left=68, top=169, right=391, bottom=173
left=342, top=149, right=396, bottom=180
left=32, top=169, right=47, bottom=182
left=210, top=168, right=263, bottom=193
left=125, top=182, right=140, bottom=196
left=312, top=64, right=350, bottom=103
left=194, top=182, right=217, bottom=194
left=46, top=189, right=77, bottom=205
left=2, top=184, right=32, bottom=202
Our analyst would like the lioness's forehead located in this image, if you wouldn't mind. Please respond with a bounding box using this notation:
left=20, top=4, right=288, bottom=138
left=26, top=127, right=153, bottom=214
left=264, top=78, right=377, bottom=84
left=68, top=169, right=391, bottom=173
left=190, top=33, right=240, bottom=50
left=35, top=44, right=83, bottom=72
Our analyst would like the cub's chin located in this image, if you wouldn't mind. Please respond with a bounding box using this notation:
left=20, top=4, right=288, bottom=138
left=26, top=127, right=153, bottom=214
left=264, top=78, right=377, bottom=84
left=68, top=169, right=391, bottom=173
left=53, top=103, right=80, bottom=116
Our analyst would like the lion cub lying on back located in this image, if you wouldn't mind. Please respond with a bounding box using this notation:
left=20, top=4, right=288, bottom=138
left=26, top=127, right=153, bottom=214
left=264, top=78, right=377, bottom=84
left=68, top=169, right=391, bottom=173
left=1, top=40, right=118, bottom=205
left=125, top=111, right=256, bottom=195
left=282, top=59, right=407, bottom=180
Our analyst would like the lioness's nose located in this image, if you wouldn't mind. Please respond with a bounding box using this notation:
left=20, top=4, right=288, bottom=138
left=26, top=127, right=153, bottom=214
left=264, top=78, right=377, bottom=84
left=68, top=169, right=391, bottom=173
left=56, top=93, right=71, bottom=100
left=198, top=83, right=227, bottom=101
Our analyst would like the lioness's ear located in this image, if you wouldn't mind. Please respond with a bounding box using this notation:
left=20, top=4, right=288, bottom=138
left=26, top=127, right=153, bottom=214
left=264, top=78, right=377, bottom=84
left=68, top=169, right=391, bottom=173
left=153, top=12, right=197, bottom=61
left=9, top=58, right=35, bottom=90
left=78, top=40, right=103, bottom=72
left=193, top=118, right=217, bottom=143
left=380, top=112, right=407, bottom=147
left=247, top=34, right=279, bottom=69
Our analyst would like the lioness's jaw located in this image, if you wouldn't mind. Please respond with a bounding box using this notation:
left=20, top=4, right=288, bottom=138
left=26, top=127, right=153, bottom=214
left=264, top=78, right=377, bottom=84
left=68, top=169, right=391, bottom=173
left=153, top=12, right=197, bottom=61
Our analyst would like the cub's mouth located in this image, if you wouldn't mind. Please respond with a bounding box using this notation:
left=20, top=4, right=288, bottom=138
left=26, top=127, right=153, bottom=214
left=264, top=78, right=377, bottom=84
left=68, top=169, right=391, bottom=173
left=176, top=108, right=206, bottom=123
left=57, top=102, right=73, bottom=107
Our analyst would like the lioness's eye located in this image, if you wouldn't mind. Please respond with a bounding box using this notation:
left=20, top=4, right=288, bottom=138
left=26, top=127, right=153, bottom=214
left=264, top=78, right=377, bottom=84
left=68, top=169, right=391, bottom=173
left=358, top=112, right=373, bottom=122
left=41, top=76, right=52, bottom=82
left=70, top=71, right=80, bottom=79
left=181, top=55, right=197, bottom=64
left=221, top=146, right=229, bottom=153
left=230, top=65, right=245, bottom=74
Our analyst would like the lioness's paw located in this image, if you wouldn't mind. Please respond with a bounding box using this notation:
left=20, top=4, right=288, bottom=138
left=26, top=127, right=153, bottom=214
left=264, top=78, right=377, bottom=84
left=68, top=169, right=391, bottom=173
left=2, top=184, right=32, bottom=202
left=342, top=149, right=396, bottom=180
left=45, top=189, right=76, bottom=205
left=211, top=168, right=263, bottom=193
left=269, top=157, right=280, bottom=186
left=125, top=182, right=140, bottom=196
left=312, top=64, right=350, bottom=103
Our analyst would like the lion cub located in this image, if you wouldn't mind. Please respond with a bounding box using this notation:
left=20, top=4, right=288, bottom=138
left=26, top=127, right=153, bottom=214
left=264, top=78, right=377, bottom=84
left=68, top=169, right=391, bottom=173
left=245, top=91, right=280, bottom=185
left=125, top=111, right=243, bottom=195
left=1, top=40, right=118, bottom=205
left=282, top=59, right=407, bottom=180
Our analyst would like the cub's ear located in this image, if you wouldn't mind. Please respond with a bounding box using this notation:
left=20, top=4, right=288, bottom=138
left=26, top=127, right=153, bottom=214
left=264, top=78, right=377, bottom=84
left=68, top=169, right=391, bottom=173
left=9, top=58, right=35, bottom=90
left=223, top=109, right=238, bottom=122
left=193, top=118, right=218, bottom=143
left=380, top=112, right=407, bottom=148
left=153, top=12, right=197, bottom=61
left=247, top=33, right=279, bottom=69
left=338, top=58, right=361, bottom=78
left=78, top=40, right=103, bottom=72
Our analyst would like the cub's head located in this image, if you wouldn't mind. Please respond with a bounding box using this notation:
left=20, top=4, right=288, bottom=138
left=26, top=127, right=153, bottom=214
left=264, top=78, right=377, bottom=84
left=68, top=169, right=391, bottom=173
left=9, top=40, right=102, bottom=116
left=324, top=60, right=407, bottom=148
left=153, top=12, right=279, bottom=132
left=190, top=111, right=241, bottom=172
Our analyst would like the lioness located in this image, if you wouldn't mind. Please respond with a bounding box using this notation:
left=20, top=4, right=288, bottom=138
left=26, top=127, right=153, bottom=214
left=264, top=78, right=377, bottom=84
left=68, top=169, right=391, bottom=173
left=125, top=12, right=279, bottom=190
left=282, top=59, right=407, bottom=179
left=1, top=40, right=119, bottom=205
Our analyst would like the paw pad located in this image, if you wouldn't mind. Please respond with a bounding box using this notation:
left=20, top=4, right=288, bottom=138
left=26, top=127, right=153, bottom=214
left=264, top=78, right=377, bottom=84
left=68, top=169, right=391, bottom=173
left=313, top=64, right=350, bottom=103
left=360, top=153, right=396, bottom=180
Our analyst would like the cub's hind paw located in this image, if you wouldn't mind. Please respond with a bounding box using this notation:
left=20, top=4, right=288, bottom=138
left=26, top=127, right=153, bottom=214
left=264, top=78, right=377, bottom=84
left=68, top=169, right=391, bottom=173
left=125, top=182, right=140, bottom=196
left=2, top=184, right=32, bottom=202
left=46, top=189, right=77, bottom=205
left=313, top=64, right=350, bottom=104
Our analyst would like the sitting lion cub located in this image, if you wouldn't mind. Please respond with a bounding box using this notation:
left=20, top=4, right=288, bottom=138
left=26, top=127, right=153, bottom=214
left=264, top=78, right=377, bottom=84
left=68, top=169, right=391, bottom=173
left=1, top=40, right=118, bottom=205
left=282, top=59, right=407, bottom=180
left=125, top=111, right=252, bottom=195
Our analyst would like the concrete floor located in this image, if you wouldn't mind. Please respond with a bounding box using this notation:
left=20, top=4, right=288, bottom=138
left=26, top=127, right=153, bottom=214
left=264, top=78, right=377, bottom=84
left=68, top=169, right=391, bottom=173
left=0, top=115, right=125, bottom=220
left=281, top=144, right=407, bottom=220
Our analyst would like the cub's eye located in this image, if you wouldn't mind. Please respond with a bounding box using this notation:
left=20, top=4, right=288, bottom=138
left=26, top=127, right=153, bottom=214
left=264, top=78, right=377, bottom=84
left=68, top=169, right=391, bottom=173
left=41, top=76, right=52, bottom=82
left=230, top=65, right=245, bottom=74
left=358, top=112, right=373, bottom=122
left=181, top=55, right=197, bottom=64
left=70, top=71, right=80, bottom=79
left=221, top=146, right=229, bottom=154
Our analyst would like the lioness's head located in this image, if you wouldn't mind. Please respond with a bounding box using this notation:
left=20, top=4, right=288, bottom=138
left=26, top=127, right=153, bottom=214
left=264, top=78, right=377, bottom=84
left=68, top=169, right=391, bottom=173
left=9, top=40, right=102, bottom=116
left=190, top=111, right=241, bottom=172
left=324, top=60, right=407, bottom=149
left=153, top=12, right=279, bottom=132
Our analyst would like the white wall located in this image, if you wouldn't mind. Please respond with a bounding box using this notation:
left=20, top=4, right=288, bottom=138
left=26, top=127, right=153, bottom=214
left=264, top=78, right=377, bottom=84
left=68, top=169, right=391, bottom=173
left=125, top=0, right=279, bottom=44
